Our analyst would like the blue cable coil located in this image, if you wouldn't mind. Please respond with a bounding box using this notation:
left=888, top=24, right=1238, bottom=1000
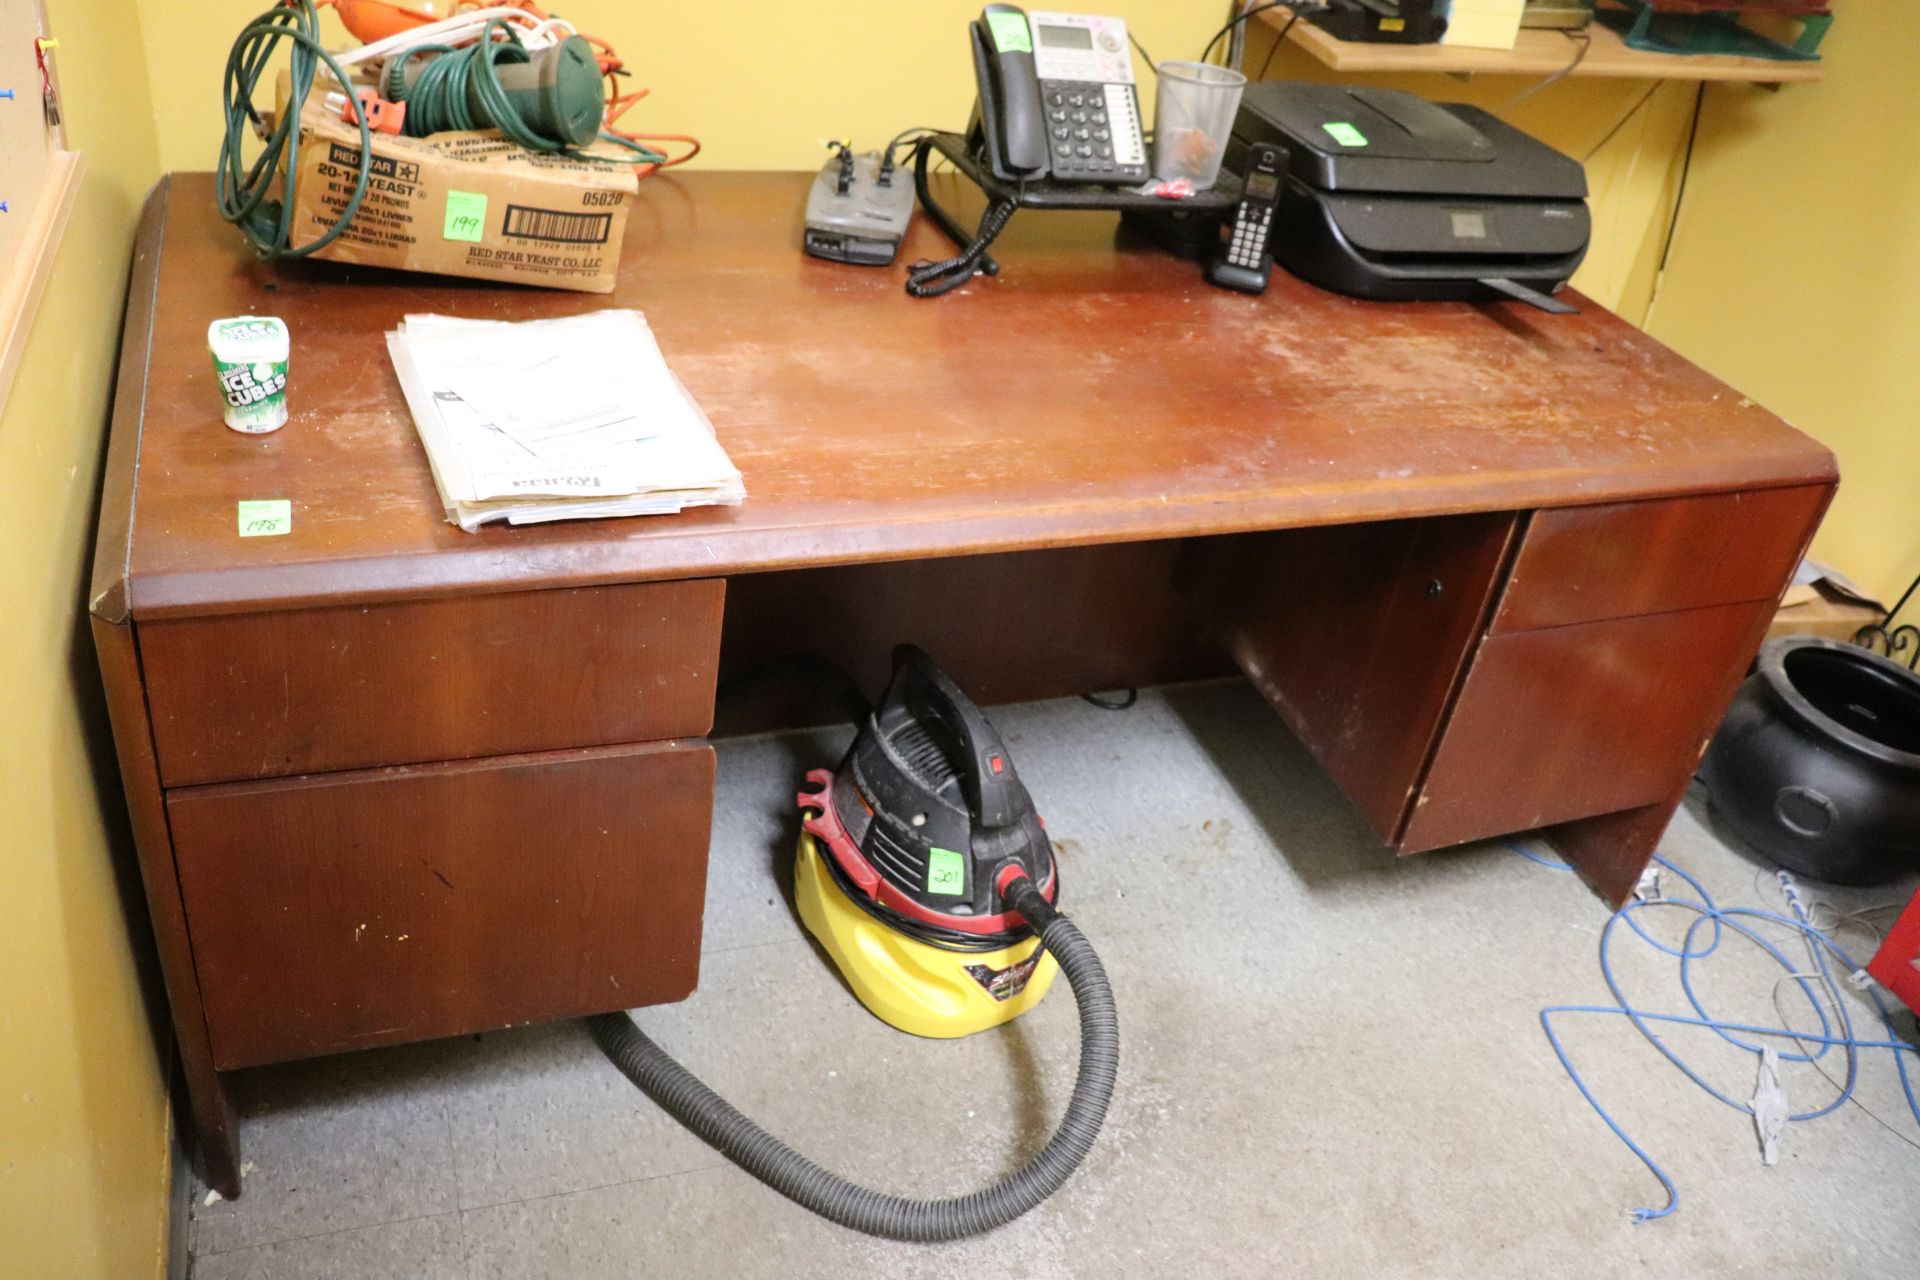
left=1509, top=843, right=1920, bottom=1221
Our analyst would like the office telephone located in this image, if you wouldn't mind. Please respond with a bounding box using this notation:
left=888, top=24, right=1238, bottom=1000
left=969, top=6, right=1148, bottom=185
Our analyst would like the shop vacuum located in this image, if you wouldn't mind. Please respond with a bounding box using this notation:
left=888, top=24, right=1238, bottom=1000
left=588, top=646, right=1118, bottom=1241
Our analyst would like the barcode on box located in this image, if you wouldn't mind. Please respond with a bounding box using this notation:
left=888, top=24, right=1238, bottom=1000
left=502, top=205, right=614, bottom=244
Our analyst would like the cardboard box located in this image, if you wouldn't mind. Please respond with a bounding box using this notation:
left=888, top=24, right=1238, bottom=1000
left=1767, top=566, right=1888, bottom=645
left=284, top=94, right=638, bottom=293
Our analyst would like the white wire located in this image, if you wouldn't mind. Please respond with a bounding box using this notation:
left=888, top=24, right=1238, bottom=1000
left=1751, top=866, right=1909, bottom=948
left=524, top=17, right=575, bottom=45
left=331, top=6, right=576, bottom=70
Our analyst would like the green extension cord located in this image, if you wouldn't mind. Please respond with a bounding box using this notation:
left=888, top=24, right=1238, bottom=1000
left=383, top=18, right=664, bottom=165
left=218, top=0, right=371, bottom=260
left=218, top=4, right=663, bottom=259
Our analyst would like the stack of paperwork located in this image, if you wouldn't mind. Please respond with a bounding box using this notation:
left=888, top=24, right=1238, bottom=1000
left=386, top=310, right=744, bottom=531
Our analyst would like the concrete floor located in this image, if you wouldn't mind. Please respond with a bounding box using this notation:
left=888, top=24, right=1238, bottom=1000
left=186, top=681, right=1920, bottom=1279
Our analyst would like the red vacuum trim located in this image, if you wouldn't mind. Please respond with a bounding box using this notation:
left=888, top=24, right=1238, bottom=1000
left=796, top=769, right=1056, bottom=937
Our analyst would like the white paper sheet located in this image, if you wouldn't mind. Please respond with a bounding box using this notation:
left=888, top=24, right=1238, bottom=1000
left=386, top=310, right=745, bottom=530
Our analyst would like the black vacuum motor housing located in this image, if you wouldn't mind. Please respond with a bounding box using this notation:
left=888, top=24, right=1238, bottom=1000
left=1702, top=636, right=1920, bottom=885
left=830, top=644, right=1057, bottom=943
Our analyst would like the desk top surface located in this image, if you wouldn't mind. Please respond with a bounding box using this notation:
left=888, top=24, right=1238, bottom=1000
left=93, top=171, right=1834, bottom=622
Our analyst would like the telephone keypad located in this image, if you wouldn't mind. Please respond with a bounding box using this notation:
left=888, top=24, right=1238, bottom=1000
left=1039, top=79, right=1145, bottom=182
left=1225, top=205, right=1274, bottom=269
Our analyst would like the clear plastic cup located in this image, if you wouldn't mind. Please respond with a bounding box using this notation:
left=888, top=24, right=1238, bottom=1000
left=1152, top=61, right=1248, bottom=191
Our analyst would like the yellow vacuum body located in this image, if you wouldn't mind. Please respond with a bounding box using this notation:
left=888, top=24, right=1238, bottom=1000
left=794, top=828, right=1057, bottom=1039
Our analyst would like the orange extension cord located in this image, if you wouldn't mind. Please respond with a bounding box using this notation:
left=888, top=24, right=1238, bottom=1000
left=317, top=0, right=700, bottom=175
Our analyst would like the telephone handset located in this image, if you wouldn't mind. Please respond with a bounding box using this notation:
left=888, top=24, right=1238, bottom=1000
left=969, top=6, right=1148, bottom=186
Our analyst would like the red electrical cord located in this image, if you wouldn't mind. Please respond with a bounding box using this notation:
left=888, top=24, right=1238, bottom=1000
left=604, top=79, right=701, bottom=176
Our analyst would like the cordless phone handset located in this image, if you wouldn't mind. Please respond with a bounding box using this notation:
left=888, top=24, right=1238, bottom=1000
left=1208, top=141, right=1288, bottom=295
left=974, top=4, right=1050, bottom=180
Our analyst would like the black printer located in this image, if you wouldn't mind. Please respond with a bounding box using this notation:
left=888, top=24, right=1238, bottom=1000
left=1227, top=84, right=1589, bottom=310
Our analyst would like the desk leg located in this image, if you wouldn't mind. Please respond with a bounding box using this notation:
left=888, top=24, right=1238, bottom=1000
left=92, top=617, right=243, bottom=1198
left=1544, top=796, right=1680, bottom=908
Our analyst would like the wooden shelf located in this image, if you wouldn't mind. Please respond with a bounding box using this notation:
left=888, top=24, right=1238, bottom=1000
left=0, top=149, right=82, bottom=421
left=0, top=0, right=81, bottom=417
left=1259, top=9, right=1825, bottom=83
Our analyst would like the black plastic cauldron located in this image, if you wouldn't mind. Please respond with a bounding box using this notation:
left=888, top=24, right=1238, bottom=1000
left=1702, top=636, right=1920, bottom=885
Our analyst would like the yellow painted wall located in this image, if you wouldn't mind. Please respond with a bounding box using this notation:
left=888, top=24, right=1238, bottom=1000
left=140, top=1, right=1690, bottom=316
left=1647, top=0, right=1919, bottom=604
left=0, top=2, right=171, bottom=1278
left=138, top=0, right=1228, bottom=171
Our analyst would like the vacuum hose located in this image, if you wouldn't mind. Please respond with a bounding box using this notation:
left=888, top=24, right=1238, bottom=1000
left=587, top=874, right=1117, bottom=1241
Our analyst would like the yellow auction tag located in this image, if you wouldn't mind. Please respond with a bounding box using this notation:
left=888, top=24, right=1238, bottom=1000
left=237, top=499, right=292, bottom=537
left=443, top=191, right=488, bottom=242
left=926, top=847, right=967, bottom=896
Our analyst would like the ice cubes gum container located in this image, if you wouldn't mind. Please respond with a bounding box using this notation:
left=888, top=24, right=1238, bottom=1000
left=208, top=315, right=291, bottom=434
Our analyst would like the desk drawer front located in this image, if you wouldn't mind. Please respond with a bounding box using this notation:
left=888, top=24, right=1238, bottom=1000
left=141, top=579, right=723, bottom=786
left=1402, top=599, right=1773, bottom=851
left=167, top=739, right=714, bottom=1070
left=1493, top=486, right=1827, bottom=633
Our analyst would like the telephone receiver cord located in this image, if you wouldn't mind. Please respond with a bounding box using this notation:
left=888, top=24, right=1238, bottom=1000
left=907, top=195, right=1019, bottom=298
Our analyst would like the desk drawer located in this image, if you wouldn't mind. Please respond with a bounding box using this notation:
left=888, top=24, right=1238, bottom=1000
left=1492, top=486, right=1826, bottom=633
left=1402, top=599, right=1772, bottom=851
left=167, top=739, right=714, bottom=1070
left=141, top=579, right=723, bottom=786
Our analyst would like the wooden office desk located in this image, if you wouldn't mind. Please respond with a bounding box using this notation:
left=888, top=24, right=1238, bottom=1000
left=91, top=173, right=1834, bottom=1196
